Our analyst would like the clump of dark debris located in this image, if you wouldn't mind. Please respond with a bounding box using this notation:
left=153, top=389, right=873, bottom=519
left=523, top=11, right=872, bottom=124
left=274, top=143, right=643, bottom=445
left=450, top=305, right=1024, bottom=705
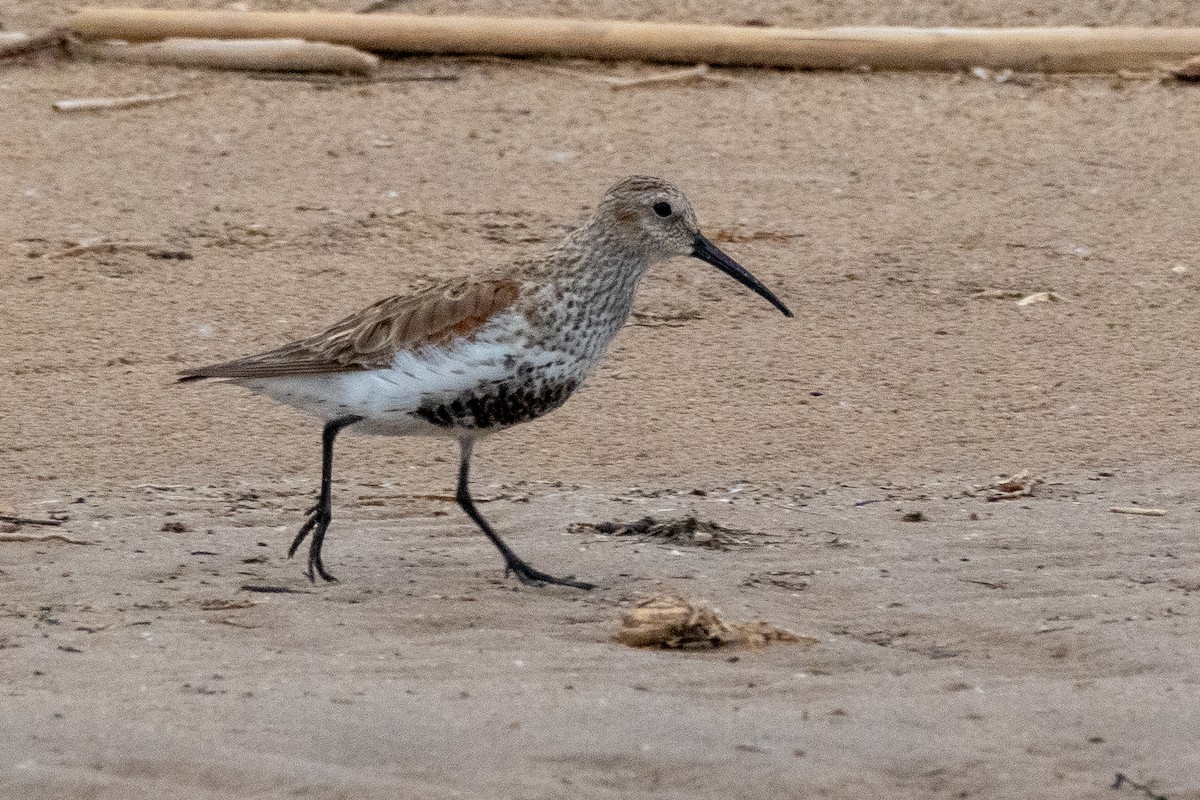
left=568, top=516, right=752, bottom=549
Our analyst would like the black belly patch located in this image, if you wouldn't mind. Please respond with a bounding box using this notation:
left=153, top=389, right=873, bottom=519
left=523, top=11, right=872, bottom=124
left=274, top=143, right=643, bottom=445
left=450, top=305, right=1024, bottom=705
left=415, top=379, right=580, bottom=430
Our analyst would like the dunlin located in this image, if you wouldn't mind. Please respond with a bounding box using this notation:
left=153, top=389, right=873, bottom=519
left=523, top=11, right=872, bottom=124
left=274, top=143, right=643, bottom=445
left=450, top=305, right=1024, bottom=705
left=180, top=176, right=792, bottom=588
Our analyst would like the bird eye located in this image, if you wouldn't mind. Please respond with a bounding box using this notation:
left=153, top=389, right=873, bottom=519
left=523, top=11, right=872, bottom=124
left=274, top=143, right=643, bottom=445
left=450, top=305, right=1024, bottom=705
left=653, top=201, right=673, bottom=218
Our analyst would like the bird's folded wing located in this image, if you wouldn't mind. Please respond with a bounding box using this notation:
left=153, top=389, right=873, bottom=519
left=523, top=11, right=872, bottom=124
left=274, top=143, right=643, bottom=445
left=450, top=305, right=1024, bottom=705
left=179, top=278, right=521, bottom=380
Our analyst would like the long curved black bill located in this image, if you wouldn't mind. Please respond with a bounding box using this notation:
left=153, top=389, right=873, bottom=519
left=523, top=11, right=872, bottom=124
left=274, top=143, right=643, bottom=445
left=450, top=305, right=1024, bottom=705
left=692, top=234, right=793, bottom=318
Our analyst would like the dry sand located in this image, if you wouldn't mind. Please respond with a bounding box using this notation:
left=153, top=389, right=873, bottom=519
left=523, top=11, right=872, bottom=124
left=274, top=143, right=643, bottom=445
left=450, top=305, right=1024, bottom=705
left=3, top=0, right=1200, bottom=797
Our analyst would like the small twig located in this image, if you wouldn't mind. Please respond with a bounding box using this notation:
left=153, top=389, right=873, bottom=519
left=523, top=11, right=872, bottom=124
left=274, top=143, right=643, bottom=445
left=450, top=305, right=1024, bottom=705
left=1110, top=507, right=1167, bottom=517
left=243, top=71, right=367, bottom=85
left=609, top=64, right=741, bottom=89
left=468, top=56, right=737, bottom=89
left=52, top=91, right=193, bottom=113
left=0, top=533, right=92, bottom=545
left=240, top=584, right=312, bottom=594
left=490, top=59, right=627, bottom=84
left=0, top=27, right=72, bottom=60
left=0, top=514, right=67, bottom=527
left=958, top=578, right=1008, bottom=590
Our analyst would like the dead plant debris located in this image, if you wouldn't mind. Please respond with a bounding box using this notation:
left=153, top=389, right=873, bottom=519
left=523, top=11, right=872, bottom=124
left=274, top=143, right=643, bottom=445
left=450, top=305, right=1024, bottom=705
left=615, top=593, right=813, bottom=650
left=569, top=515, right=752, bottom=548
left=1112, top=772, right=1170, bottom=800
left=980, top=470, right=1042, bottom=501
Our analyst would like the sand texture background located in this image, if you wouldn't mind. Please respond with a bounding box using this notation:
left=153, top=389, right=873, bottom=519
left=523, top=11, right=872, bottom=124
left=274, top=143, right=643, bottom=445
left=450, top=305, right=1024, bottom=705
left=2, top=0, right=1200, bottom=797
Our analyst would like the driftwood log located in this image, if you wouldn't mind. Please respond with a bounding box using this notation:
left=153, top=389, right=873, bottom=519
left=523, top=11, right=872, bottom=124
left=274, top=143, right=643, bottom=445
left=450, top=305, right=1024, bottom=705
left=70, top=9, right=1200, bottom=72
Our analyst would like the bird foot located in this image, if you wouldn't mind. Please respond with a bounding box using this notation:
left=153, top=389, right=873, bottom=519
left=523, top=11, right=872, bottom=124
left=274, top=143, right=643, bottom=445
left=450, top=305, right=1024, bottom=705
left=504, top=559, right=594, bottom=590
left=289, top=503, right=337, bottom=583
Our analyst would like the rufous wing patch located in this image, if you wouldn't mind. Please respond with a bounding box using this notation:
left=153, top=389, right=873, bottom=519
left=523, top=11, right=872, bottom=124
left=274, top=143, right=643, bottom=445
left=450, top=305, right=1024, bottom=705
left=179, top=278, right=521, bottom=381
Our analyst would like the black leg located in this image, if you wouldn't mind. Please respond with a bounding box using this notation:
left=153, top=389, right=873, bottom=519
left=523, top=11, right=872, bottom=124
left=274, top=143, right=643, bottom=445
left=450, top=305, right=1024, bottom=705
left=289, top=415, right=362, bottom=582
left=455, top=439, right=593, bottom=590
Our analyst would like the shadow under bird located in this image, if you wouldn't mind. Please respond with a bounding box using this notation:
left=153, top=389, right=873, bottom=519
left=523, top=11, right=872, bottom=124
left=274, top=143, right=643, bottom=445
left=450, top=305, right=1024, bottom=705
left=180, top=176, right=792, bottom=589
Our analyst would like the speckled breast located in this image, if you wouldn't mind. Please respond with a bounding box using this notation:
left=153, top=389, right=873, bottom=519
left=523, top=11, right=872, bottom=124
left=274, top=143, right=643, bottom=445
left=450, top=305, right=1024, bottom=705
left=414, top=377, right=581, bottom=431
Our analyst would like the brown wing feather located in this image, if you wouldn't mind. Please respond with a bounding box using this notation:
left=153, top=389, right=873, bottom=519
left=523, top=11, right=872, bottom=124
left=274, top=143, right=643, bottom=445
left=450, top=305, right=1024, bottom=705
left=179, top=278, right=520, bottom=381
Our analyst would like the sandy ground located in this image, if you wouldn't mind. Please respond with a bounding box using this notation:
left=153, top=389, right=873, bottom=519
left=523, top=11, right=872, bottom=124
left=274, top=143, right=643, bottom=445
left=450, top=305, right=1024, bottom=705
left=4, top=0, right=1200, bottom=797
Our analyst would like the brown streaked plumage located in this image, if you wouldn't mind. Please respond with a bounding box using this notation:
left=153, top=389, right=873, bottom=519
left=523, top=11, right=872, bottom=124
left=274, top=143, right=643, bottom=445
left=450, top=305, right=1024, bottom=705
left=180, top=278, right=520, bottom=380
left=180, top=175, right=792, bottom=588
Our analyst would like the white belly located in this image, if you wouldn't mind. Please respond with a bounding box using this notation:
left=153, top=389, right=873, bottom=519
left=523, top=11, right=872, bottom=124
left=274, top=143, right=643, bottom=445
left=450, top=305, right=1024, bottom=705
left=234, top=332, right=584, bottom=436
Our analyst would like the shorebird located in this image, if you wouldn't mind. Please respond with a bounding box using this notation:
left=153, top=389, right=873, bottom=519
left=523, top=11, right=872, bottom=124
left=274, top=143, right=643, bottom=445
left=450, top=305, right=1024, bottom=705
left=180, top=176, right=792, bottom=588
